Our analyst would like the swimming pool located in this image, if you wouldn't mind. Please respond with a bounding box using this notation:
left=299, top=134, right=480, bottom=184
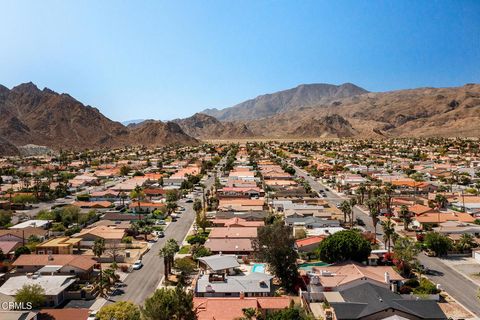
left=252, top=263, right=266, bottom=273
left=298, top=261, right=329, bottom=271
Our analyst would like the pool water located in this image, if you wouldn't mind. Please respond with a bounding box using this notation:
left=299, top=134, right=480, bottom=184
left=252, top=263, right=266, bottom=273
left=298, top=261, right=329, bottom=271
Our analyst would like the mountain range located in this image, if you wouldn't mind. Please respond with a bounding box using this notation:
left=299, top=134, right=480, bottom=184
left=0, top=81, right=479, bottom=155
left=0, top=83, right=197, bottom=155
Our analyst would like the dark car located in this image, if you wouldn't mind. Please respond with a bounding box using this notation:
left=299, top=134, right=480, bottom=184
left=356, top=217, right=365, bottom=226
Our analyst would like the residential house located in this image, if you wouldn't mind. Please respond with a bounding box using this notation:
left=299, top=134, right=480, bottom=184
left=304, top=261, right=404, bottom=302
left=321, top=282, right=446, bottom=320
left=12, top=254, right=96, bottom=278
left=195, top=272, right=274, bottom=298
left=35, top=237, right=82, bottom=255
left=0, top=274, right=76, bottom=307
left=194, top=297, right=291, bottom=320
left=75, top=226, right=125, bottom=247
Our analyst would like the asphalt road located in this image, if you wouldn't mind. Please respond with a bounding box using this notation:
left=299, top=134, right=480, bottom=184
left=290, top=163, right=380, bottom=235
left=107, top=165, right=219, bottom=306
left=418, top=253, right=480, bottom=317
left=108, top=198, right=196, bottom=305
left=291, top=162, right=480, bottom=316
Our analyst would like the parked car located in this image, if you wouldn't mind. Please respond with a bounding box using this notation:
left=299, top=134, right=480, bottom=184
left=356, top=217, right=365, bottom=226
left=153, top=230, right=164, bottom=238
left=87, top=310, right=98, bottom=320
left=132, top=260, right=143, bottom=270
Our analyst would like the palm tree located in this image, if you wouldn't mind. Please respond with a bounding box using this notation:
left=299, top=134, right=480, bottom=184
left=393, top=237, right=420, bottom=277
left=398, top=205, right=411, bottom=231
left=382, top=218, right=395, bottom=252
left=92, top=239, right=106, bottom=296
left=349, top=197, right=357, bottom=228
left=434, top=194, right=448, bottom=209
left=97, top=267, right=120, bottom=298
left=6, top=188, right=14, bottom=210
left=158, top=239, right=179, bottom=284
left=457, top=233, right=475, bottom=252
left=130, top=186, right=145, bottom=220
left=339, top=200, right=352, bottom=225
left=366, top=197, right=380, bottom=236
left=357, top=183, right=367, bottom=205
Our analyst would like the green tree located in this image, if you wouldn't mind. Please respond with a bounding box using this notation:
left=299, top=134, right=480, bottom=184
left=93, top=238, right=106, bottom=259
left=159, top=239, right=180, bottom=282
left=97, top=301, right=140, bottom=320
left=393, top=237, right=420, bottom=277
left=424, top=232, right=452, bottom=256
left=366, top=197, right=380, bottom=235
left=317, top=229, right=371, bottom=264
left=190, top=244, right=211, bottom=260
left=15, top=284, right=45, bottom=309
left=14, top=246, right=31, bottom=258
left=266, top=305, right=312, bottom=320
left=0, top=210, right=12, bottom=227
left=339, top=200, right=352, bottom=224
left=253, top=220, right=299, bottom=293
left=193, top=199, right=203, bottom=214
left=456, top=233, right=475, bottom=252
left=174, top=257, right=196, bottom=286
left=398, top=205, right=411, bottom=230
left=141, top=287, right=196, bottom=320
left=382, top=218, right=395, bottom=253
left=434, top=194, right=448, bottom=209
left=130, top=186, right=145, bottom=216
left=120, top=165, right=131, bottom=176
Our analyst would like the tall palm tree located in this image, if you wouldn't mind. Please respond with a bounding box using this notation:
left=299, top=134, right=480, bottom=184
left=382, top=218, right=395, bottom=252
left=357, top=183, right=367, bottom=205
left=339, top=200, right=352, bottom=225
left=159, top=239, right=179, bottom=283
left=349, top=197, right=357, bottom=228
left=457, top=233, right=475, bottom=252
left=398, top=205, right=411, bottom=231
left=366, top=197, right=380, bottom=236
left=434, top=194, right=448, bottom=209
left=130, top=186, right=145, bottom=220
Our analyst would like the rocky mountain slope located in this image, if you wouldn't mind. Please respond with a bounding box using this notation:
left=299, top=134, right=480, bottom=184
left=173, top=113, right=255, bottom=139
left=220, top=84, right=480, bottom=138
left=0, top=83, right=197, bottom=154
left=202, top=83, right=368, bottom=121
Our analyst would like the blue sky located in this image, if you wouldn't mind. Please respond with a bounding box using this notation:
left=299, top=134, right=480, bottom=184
left=1, top=0, right=479, bottom=121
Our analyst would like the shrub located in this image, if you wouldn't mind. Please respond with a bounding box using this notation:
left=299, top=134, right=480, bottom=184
left=186, top=234, right=206, bottom=245
left=122, top=236, right=133, bottom=244
left=404, top=278, right=420, bottom=288
left=399, top=285, right=413, bottom=294
left=413, top=278, right=440, bottom=294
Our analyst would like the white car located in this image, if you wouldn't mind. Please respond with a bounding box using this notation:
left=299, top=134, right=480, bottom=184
left=87, top=310, right=98, bottom=320
left=132, top=260, right=143, bottom=270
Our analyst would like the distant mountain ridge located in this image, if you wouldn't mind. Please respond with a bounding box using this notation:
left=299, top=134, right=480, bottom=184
left=0, top=83, right=197, bottom=154
left=202, top=83, right=368, bottom=121
left=1, top=81, right=479, bottom=156
left=173, top=113, right=255, bottom=139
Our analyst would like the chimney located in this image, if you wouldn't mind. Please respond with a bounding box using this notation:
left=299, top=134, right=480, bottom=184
left=384, top=271, right=390, bottom=284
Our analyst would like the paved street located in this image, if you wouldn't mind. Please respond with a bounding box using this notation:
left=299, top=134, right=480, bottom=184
left=418, top=253, right=480, bottom=317
left=108, top=198, right=195, bottom=305
left=106, top=163, right=220, bottom=306
left=291, top=163, right=480, bottom=316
